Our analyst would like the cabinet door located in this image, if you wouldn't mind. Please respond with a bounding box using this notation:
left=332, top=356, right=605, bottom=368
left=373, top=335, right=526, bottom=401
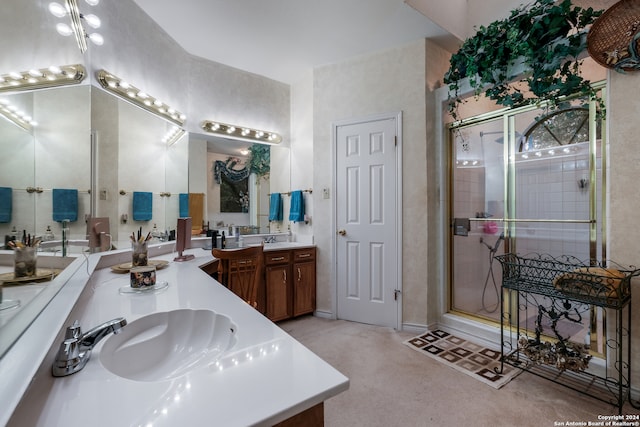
left=293, top=261, right=316, bottom=316
left=266, top=264, right=291, bottom=321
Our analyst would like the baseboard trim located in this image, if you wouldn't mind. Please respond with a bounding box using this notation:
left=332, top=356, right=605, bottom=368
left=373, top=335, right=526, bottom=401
left=401, top=322, right=429, bottom=334
left=313, top=310, right=335, bottom=320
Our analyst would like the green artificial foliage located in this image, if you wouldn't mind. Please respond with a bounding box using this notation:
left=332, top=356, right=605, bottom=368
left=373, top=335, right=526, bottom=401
left=444, top=0, right=604, bottom=120
left=248, top=144, right=270, bottom=179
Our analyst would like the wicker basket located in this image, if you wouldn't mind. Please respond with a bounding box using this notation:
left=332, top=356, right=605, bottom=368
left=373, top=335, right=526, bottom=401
left=587, top=0, right=640, bottom=72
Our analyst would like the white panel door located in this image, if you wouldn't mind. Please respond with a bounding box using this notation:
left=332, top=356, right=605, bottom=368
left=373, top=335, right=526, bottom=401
left=336, top=116, right=399, bottom=328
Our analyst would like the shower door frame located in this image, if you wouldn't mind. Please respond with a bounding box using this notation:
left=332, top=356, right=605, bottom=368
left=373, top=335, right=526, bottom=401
left=446, top=82, right=608, bottom=336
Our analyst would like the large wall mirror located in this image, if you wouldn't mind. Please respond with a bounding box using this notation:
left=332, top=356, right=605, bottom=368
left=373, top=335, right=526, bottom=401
left=191, top=132, right=291, bottom=236
left=0, top=84, right=188, bottom=360
left=92, top=87, right=188, bottom=247
left=0, top=85, right=91, bottom=246
left=201, top=135, right=271, bottom=234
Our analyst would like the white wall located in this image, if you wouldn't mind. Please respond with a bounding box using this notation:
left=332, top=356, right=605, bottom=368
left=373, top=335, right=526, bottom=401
left=312, top=39, right=444, bottom=323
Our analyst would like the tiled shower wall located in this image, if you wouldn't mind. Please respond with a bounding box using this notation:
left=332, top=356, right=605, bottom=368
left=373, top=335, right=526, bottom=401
left=452, top=141, right=601, bottom=318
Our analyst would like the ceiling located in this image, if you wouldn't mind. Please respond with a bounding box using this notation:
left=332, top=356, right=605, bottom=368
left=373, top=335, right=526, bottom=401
left=131, top=0, right=455, bottom=85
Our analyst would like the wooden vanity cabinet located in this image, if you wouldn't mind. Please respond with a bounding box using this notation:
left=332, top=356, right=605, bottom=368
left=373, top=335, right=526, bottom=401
left=264, top=247, right=316, bottom=322
left=292, top=248, right=316, bottom=317
left=265, top=250, right=292, bottom=321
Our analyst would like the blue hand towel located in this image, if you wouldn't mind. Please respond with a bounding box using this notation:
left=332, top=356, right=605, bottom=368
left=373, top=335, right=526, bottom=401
left=289, top=190, right=305, bottom=223
left=179, top=193, right=189, bottom=218
left=52, top=188, right=78, bottom=222
left=269, top=193, right=282, bottom=222
left=0, top=187, right=12, bottom=223
left=133, top=191, right=153, bottom=221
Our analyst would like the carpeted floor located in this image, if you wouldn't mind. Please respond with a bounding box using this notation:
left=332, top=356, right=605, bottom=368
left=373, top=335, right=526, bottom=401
left=279, top=315, right=640, bottom=427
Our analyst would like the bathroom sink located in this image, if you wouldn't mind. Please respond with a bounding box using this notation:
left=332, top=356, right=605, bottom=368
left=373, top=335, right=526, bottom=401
left=100, top=309, right=236, bottom=381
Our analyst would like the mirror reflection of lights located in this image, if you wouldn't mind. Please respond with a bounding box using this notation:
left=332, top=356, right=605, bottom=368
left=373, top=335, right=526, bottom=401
left=48, top=0, right=103, bottom=53
left=455, top=158, right=484, bottom=168
left=0, top=99, right=38, bottom=131
left=163, top=126, right=186, bottom=146
left=518, top=142, right=584, bottom=162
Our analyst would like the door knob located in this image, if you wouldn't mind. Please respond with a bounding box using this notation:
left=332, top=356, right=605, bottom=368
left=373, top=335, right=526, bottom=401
left=338, top=229, right=346, bottom=236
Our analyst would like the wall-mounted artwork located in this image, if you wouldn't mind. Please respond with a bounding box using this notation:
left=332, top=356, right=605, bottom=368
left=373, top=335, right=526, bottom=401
left=214, top=157, right=250, bottom=213
left=220, top=174, right=249, bottom=213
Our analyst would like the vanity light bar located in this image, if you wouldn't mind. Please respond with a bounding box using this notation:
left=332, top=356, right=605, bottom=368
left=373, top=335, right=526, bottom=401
left=163, top=126, right=186, bottom=146
left=0, top=64, right=86, bottom=93
left=0, top=99, right=36, bottom=132
left=96, top=70, right=187, bottom=126
left=201, top=120, right=282, bottom=144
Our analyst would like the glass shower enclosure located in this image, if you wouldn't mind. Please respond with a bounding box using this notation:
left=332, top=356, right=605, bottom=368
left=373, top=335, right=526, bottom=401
left=448, top=87, right=606, bottom=351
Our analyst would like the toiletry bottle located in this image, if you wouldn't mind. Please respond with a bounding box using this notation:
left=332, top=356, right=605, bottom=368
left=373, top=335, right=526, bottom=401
left=151, top=223, right=160, bottom=241
left=212, top=230, right=218, bottom=248
left=221, top=231, right=226, bottom=249
left=43, top=225, right=54, bottom=242
left=10, top=226, right=19, bottom=241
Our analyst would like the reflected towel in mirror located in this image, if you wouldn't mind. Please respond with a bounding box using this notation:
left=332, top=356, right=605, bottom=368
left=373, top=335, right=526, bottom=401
left=133, top=191, right=153, bottom=221
left=179, top=193, right=189, bottom=217
left=52, top=188, right=78, bottom=222
left=289, top=190, right=305, bottom=223
left=269, top=193, right=282, bottom=221
left=0, top=187, right=12, bottom=223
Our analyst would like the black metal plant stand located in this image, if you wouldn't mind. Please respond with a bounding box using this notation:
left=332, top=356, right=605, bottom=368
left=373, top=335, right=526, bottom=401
left=494, top=253, right=640, bottom=414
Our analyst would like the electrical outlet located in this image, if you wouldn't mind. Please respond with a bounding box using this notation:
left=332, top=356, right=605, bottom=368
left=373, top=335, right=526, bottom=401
left=322, top=188, right=330, bottom=199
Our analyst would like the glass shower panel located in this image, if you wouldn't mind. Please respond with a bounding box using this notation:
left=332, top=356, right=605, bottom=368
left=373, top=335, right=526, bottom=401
left=450, top=119, right=505, bottom=322
left=449, top=91, right=604, bottom=325
left=511, top=102, right=603, bottom=262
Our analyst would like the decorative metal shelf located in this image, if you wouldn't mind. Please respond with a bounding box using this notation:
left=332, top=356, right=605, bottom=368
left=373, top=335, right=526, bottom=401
left=495, top=253, right=640, bottom=414
left=495, top=253, right=638, bottom=309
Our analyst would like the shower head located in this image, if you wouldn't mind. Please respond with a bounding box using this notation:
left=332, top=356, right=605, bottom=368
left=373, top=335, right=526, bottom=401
left=481, top=232, right=504, bottom=252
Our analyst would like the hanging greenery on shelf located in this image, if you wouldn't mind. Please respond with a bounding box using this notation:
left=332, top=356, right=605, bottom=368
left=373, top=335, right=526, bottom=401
left=443, top=0, right=604, bottom=121
left=248, top=144, right=270, bottom=179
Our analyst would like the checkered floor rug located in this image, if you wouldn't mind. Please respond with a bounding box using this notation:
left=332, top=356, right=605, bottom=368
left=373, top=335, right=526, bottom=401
left=404, top=329, right=521, bottom=389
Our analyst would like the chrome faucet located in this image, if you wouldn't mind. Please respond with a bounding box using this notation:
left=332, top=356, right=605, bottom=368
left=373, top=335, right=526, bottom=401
left=52, top=318, right=127, bottom=377
left=263, top=235, right=277, bottom=243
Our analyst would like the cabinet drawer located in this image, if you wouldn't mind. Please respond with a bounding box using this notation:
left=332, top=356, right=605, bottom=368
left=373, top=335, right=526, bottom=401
left=293, top=248, right=316, bottom=262
left=264, top=250, right=290, bottom=265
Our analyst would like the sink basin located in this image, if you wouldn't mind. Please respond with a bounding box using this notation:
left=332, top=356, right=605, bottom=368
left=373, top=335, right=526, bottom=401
left=100, top=309, right=236, bottom=381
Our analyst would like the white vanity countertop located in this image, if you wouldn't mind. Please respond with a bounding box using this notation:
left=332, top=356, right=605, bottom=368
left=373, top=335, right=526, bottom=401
left=7, top=248, right=348, bottom=427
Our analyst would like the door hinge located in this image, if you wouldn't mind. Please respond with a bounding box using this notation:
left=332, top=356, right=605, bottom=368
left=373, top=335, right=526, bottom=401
left=394, top=289, right=401, bottom=301
left=394, top=136, right=397, bottom=147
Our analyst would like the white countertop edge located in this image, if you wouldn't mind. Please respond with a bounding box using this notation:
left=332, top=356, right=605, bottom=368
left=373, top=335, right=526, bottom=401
left=0, top=255, right=90, bottom=426
left=2, top=244, right=344, bottom=426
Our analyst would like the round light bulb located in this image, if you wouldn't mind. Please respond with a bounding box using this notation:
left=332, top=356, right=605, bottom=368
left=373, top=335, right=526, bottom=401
left=84, top=14, right=101, bottom=29
left=49, top=2, right=67, bottom=18
left=56, top=23, right=73, bottom=37
left=88, top=33, right=104, bottom=45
